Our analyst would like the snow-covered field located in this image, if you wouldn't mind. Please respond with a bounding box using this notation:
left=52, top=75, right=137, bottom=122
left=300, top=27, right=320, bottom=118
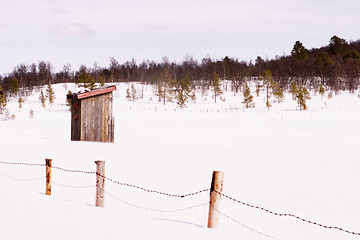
left=1, top=82, right=360, bottom=240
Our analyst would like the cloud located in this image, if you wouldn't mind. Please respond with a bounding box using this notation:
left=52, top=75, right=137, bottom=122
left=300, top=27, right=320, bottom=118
left=48, top=23, right=94, bottom=37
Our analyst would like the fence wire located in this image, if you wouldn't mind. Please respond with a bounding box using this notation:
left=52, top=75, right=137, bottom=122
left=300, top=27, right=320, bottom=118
left=0, top=161, right=209, bottom=198
left=215, top=190, right=360, bottom=236
left=50, top=165, right=210, bottom=198
left=100, top=176, right=210, bottom=198
left=2, top=161, right=360, bottom=236
left=101, top=185, right=209, bottom=214
left=210, top=205, right=274, bottom=238
left=0, top=172, right=46, bottom=182
left=0, top=161, right=45, bottom=167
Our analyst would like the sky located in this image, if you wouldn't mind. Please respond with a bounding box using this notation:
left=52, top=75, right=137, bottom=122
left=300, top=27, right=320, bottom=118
left=1, top=0, right=360, bottom=74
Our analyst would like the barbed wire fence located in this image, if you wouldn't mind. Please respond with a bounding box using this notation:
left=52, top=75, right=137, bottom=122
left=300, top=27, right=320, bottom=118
left=1, top=160, right=360, bottom=238
left=214, top=190, right=360, bottom=236
left=0, top=160, right=212, bottom=224
left=0, top=161, right=46, bottom=193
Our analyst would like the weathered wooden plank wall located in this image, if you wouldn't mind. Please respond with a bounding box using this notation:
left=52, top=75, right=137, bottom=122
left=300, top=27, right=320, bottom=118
left=76, top=92, right=114, bottom=142
left=70, top=88, right=114, bottom=143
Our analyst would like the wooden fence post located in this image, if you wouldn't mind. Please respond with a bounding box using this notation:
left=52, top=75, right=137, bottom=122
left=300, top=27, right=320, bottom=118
left=207, top=171, right=224, bottom=228
left=45, top=158, right=52, bottom=195
left=95, top=161, right=105, bottom=207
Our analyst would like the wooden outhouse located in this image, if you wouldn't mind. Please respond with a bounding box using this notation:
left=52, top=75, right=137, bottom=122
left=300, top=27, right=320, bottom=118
left=67, top=85, right=116, bottom=142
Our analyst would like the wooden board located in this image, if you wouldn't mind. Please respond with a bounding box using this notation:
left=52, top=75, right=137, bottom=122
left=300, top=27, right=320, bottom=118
left=70, top=95, right=81, bottom=141
left=77, top=86, right=116, bottom=100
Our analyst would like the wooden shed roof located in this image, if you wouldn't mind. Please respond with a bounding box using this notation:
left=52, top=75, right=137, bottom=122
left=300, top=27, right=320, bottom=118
left=76, top=85, right=116, bottom=100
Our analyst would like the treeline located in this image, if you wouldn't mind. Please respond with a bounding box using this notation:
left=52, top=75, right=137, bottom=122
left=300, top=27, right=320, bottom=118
left=1, top=35, right=360, bottom=96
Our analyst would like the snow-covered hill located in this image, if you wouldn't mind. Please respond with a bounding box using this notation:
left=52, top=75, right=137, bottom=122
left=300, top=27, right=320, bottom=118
left=1, top=83, right=360, bottom=240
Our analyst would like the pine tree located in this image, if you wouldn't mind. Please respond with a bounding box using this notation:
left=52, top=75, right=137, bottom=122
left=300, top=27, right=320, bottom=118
left=18, top=97, right=23, bottom=108
left=329, top=35, right=349, bottom=56
left=45, top=84, right=55, bottom=105
left=176, top=90, right=186, bottom=108
left=296, top=87, right=311, bottom=110
left=126, top=88, right=131, bottom=101
left=98, top=76, right=105, bottom=87
left=289, top=82, right=298, bottom=100
left=10, top=77, right=20, bottom=95
left=261, top=70, right=274, bottom=110
left=174, top=75, right=195, bottom=108
left=157, top=68, right=174, bottom=105
left=211, top=71, right=223, bottom=103
left=76, top=72, right=96, bottom=91
left=39, top=90, right=46, bottom=108
left=291, top=41, right=308, bottom=60
left=0, top=86, right=7, bottom=114
left=242, top=83, right=255, bottom=108
left=273, top=82, right=284, bottom=103
left=266, top=96, right=272, bottom=109
left=89, top=78, right=96, bottom=90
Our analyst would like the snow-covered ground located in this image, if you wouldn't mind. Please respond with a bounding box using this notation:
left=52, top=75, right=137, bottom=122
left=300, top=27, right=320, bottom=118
left=1, top=82, right=360, bottom=240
